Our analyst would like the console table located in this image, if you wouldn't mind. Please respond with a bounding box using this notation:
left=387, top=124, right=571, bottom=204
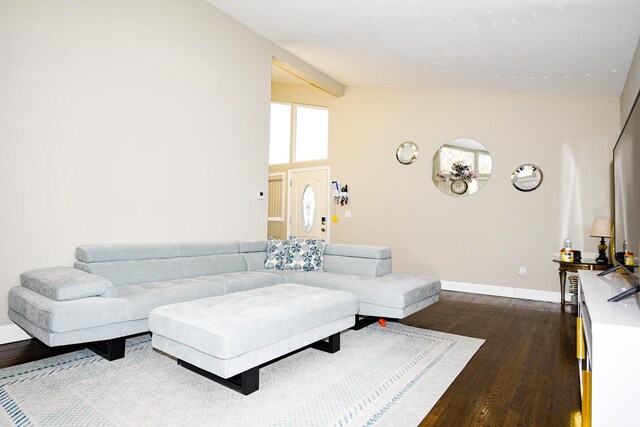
left=552, top=258, right=612, bottom=307
left=577, top=271, right=640, bottom=426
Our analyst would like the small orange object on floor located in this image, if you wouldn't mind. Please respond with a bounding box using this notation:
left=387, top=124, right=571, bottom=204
left=378, top=318, right=387, bottom=327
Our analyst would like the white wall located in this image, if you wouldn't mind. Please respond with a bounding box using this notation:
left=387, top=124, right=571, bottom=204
left=621, top=38, right=640, bottom=125
left=272, top=83, right=620, bottom=295
left=0, top=1, right=274, bottom=325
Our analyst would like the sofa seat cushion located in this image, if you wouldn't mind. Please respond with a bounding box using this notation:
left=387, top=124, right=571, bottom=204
left=254, top=269, right=300, bottom=279
left=195, top=271, right=284, bottom=294
left=20, top=267, right=116, bottom=301
left=117, top=272, right=283, bottom=320
left=287, top=272, right=440, bottom=310
left=116, top=278, right=227, bottom=320
left=8, top=286, right=128, bottom=333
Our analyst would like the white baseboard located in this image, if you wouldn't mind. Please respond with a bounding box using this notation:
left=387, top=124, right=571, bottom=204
left=441, top=280, right=570, bottom=304
left=0, top=323, right=31, bottom=345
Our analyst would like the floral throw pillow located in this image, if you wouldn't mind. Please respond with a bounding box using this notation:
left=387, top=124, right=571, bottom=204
left=264, top=238, right=290, bottom=270
left=285, top=238, right=325, bottom=271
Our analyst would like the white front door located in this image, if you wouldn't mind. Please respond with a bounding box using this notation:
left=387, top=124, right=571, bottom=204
left=289, top=167, right=329, bottom=240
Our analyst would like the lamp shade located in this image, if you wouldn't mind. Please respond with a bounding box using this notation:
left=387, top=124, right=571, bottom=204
left=590, top=218, right=612, bottom=238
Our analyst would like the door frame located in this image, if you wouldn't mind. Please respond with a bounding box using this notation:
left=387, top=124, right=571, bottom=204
left=286, top=165, right=331, bottom=242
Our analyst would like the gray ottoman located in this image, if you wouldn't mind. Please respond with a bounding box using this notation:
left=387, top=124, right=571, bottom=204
left=149, top=283, right=359, bottom=395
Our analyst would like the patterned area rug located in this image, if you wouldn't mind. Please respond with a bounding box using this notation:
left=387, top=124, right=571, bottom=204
left=0, top=323, right=483, bottom=426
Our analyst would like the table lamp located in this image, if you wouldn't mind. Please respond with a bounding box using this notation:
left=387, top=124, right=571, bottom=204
left=590, top=218, right=612, bottom=264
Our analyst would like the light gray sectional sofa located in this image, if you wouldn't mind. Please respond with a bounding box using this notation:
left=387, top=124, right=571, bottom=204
left=8, top=241, right=440, bottom=360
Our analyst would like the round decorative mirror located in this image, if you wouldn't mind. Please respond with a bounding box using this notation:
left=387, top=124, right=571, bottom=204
left=396, top=141, right=419, bottom=165
left=432, top=138, right=492, bottom=197
left=511, top=164, right=543, bottom=192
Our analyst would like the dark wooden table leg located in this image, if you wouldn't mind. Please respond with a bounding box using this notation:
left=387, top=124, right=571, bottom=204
left=559, top=268, right=567, bottom=307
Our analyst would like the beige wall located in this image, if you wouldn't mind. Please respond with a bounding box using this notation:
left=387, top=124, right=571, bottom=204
left=272, top=83, right=619, bottom=294
left=621, top=38, right=640, bottom=125
left=0, top=1, right=274, bottom=325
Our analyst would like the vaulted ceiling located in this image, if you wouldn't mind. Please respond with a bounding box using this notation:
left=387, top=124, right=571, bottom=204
left=208, top=0, right=640, bottom=97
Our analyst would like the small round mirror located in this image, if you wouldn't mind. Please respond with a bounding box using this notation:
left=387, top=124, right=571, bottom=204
left=396, top=141, right=419, bottom=165
left=432, top=138, right=492, bottom=197
left=511, top=164, right=543, bottom=192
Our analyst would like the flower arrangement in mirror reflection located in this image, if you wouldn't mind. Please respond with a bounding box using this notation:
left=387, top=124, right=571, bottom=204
left=437, top=161, right=477, bottom=182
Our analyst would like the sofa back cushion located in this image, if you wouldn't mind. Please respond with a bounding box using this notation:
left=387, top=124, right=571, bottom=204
left=70, top=240, right=392, bottom=283
left=75, top=242, right=240, bottom=263
left=322, top=243, right=392, bottom=277
left=75, top=254, right=248, bottom=286
left=237, top=240, right=269, bottom=271
left=237, top=240, right=268, bottom=253
left=242, top=252, right=268, bottom=271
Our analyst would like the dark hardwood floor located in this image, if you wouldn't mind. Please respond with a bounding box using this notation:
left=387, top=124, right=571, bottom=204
left=402, top=291, right=581, bottom=427
left=0, top=338, right=83, bottom=369
left=0, top=291, right=581, bottom=426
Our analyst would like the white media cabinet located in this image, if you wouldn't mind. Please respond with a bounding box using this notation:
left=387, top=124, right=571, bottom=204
left=577, top=270, right=640, bottom=427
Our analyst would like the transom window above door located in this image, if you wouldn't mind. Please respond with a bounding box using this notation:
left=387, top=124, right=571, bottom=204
left=269, top=102, right=329, bottom=165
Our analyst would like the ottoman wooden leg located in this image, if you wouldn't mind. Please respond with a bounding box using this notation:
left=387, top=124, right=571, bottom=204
left=178, top=359, right=259, bottom=395
left=310, top=332, right=340, bottom=354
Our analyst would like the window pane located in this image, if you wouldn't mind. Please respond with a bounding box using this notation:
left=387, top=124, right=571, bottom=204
left=269, top=103, right=291, bottom=165
left=268, top=174, right=284, bottom=221
left=294, top=106, right=328, bottom=162
left=440, top=147, right=474, bottom=172
left=478, top=153, right=492, bottom=174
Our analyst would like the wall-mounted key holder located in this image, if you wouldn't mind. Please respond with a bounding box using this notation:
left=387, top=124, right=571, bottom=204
left=332, top=181, right=349, bottom=206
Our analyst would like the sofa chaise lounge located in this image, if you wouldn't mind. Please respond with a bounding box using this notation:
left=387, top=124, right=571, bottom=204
left=8, top=240, right=441, bottom=361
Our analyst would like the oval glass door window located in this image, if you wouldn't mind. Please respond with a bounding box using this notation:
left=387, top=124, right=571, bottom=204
left=301, top=185, right=315, bottom=232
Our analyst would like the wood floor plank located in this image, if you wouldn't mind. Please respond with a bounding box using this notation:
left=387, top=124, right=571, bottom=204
left=0, top=338, right=82, bottom=369
left=404, top=291, right=581, bottom=427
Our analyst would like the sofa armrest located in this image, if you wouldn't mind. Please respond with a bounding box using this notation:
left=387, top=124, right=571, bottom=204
left=324, top=244, right=391, bottom=259
left=323, top=256, right=392, bottom=277
left=20, top=267, right=117, bottom=301
left=322, top=244, right=392, bottom=277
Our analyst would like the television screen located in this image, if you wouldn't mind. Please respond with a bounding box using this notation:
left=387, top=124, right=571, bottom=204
left=605, top=89, right=640, bottom=302
left=614, top=90, right=640, bottom=262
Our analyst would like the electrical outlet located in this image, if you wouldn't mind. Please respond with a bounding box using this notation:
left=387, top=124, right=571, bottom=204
left=345, top=210, right=352, bottom=218
left=518, top=266, right=527, bottom=277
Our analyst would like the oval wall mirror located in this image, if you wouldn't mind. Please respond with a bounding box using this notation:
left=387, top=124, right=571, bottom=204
left=396, top=141, right=420, bottom=165
left=432, top=138, right=492, bottom=197
left=511, top=164, right=543, bottom=192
